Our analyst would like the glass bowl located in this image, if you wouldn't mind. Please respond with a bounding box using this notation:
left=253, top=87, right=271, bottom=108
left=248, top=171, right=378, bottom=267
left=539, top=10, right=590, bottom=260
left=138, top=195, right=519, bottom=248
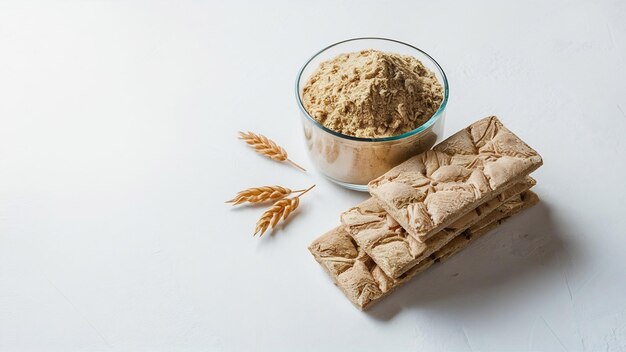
left=295, top=37, right=449, bottom=191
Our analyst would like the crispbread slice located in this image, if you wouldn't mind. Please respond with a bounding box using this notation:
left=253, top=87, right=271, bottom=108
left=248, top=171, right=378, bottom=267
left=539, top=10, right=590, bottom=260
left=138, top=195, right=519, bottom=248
left=309, top=191, right=538, bottom=310
left=341, top=177, right=535, bottom=278
left=368, top=116, right=542, bottom=242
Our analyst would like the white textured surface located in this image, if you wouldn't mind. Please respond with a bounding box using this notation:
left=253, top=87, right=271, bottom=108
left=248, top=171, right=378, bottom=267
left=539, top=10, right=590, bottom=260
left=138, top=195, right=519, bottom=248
left=1, top=1, right=626, bottom=351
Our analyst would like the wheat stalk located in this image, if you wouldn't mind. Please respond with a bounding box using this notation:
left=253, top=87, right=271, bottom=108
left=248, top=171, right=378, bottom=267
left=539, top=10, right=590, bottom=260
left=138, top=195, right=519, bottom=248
left=238, top=131, right=306, bottom=172
left=225, top=185, right=307, bottom=205
left=254, top=184, right=315, bottom=237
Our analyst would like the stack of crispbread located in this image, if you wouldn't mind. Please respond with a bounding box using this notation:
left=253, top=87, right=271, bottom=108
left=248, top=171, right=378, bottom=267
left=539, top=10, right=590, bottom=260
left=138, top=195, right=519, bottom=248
left=308, top=116, right=543, bottom=310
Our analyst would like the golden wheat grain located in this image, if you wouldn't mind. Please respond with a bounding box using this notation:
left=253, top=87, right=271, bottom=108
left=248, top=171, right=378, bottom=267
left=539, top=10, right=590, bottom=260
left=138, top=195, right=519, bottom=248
left=238, top=131, right=306, bottom=172
left=225, top=185, right=307, bottom=205
left=253, top=184, right=315, bottom=237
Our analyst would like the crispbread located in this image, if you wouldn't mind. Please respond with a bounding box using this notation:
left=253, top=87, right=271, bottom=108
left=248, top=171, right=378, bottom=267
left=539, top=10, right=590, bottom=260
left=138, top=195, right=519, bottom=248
left=341, top=177, right=535, bottom=278
left=368, top=116, right=542, bottom=242
left=309, top=191, right=538, bottom=310
left=308, top=226, right=432, bottom=310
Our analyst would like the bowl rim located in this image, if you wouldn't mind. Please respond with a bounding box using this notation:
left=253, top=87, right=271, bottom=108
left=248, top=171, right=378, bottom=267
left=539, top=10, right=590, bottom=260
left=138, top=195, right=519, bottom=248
left=295, top=37, right=449, bottom=142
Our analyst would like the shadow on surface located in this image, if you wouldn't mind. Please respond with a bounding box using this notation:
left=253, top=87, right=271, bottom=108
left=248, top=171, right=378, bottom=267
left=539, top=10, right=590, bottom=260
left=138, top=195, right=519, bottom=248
left=366, top=200, right=583, bottom=321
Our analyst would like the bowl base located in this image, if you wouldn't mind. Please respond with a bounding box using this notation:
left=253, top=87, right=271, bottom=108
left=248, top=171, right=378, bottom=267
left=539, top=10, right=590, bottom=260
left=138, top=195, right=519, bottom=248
left=323, top=175, right=369, bottom=192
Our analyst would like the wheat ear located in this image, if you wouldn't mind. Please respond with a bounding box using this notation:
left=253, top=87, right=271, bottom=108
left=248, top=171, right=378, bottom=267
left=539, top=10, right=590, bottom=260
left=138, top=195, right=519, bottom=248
left=254, top=184, right=315, bottom=237
left=225, top=185, right=307, bottom=205
left=238, top=131, right=306, bottom=172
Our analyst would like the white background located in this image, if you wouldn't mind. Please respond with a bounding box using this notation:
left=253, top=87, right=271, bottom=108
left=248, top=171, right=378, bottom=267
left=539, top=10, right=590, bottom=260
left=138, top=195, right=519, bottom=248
left=1, top=1, right=626, bottom=351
